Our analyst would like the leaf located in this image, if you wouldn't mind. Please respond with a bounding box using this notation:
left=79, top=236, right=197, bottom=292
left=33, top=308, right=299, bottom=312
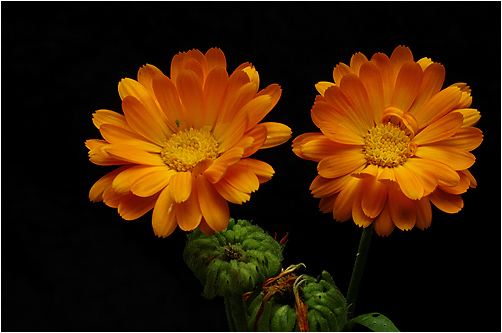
left=350, top=312, right=400, bottom=332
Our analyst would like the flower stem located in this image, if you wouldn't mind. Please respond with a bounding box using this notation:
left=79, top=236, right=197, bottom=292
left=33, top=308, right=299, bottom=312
left=346, top=224, right=373, bottom=320
left=224, top=294, right=249, bottom=331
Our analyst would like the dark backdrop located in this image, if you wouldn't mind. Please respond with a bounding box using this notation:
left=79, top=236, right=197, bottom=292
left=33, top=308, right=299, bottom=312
left=2, top=2, right=500, bottom=331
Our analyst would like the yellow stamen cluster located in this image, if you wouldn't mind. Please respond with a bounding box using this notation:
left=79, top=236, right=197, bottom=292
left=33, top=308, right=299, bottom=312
left=363, top=122, right=414, bottom=168
left=161, top=128, right=219, bottom=172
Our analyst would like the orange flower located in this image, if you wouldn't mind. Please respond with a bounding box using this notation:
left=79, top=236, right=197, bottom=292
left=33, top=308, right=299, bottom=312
left=86, top=48, right=291, bottom=237
left=293, top=46, right=482, bottom=236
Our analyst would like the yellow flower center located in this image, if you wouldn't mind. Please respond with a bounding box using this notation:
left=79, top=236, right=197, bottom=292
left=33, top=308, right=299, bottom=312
left=161, top=128, right=219, bottom=172
left=363, top=122, right=415, bottom=168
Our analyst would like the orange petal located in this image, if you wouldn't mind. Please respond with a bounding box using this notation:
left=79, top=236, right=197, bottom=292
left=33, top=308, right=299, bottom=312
left=113, top=165, right=164, bottom=195
left=408, top=63, right=445, bottom=115
left=393, top=165, right=424, bottom=200
left=429, top=189, right=463, bottom=213
left=361, top=176, right=389, bottom=218
left=415, top=197, right=432, bottom=230
left=86, top=139, right=125, bottom=166
left=431, top=126, right=483, bottom=151
left=413, top=112, right=463, bottom=145
left=324, top=86, right=369, bottom=137
left=152, top=74, right=186, bottom=132
left=352, top=186, right=374, bottom=228
left=205, top=48, right=226, bottom=72
left=318, top=154, right=367, bottom=178
left=319, top=194, right=337, bottom=213
left=332, top=177, right=362, bottom=222
left=247, top=84, right=282, bottom=131
left=175, top=181, right=202, bottom=231
left=238, top=124, right=267, bottom=158
left=415, top=146, right=475, bottom=170
left=406, top=157, right=459, bottom=188
left=213, top=178, right=250, bottom=204
left=339, top=73, right=374, bottom=129
left=176, top=69, right=205, bottom=129
left=235, top=158, right=274, bottom=184
left=137, top=64, right=164, bottom=95
left=204, top=147, right=244, bottom=183
left=122, top=96, right=167, bottom=146
left=350, top=52, right=369, bottom=75
left=370, top=52, right=394, bottom=106
left=453, top=108, right=481, bottom=127
left=196, top=175, right=230, bottom=232
left=310, top=174, right=352, bottom=198
left=203, top=67, right=229, bottom=128
left=391, top=61, right=423, bottom=112
left=414, top=86, right=462, bottom=129
left=333, top=62, right=351, bottom=86
left=372, top=200, right=394, bottom=236
left=222, top=164, right=260, bottom=194
left=402, top=159, right=438, bottom=196
left=92, top=109, right=130, bottom=129
left=319, top=121, right=365, bottom=145
left=359, top=61, right=385, bottom=124
left=99, top=124, right=162, bottom=152
left=89, top=166, right=129, bottom=202
left=152, top=186, right=177, bottom=238
left=388, top=188, right=416, bottom=231
left=104, top=144, right=165, bottom=166
left=260, top=122, right=292, bottom=149
left=131, top=167, right=176, bottom=197
left=118, top=193, right=158, bottom=220
left=389, top=45, right=414, bottom=78
left=169, top=171, right=192, bottom=203
left=315, top=81, right=336, bottom=96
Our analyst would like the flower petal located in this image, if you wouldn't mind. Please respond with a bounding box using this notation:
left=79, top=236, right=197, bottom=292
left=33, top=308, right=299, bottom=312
left=169, top=171, right=192, bottom=203
left=361, top=176, right=389, bottom=218
left=310, top=174, right=352, bottom=198
left=408, top=63, right=445, bottom=115
left=205, top=48, right=226, bottom=72
left=318, top=153, right=367, bottom=178
left=203, top=67, right=229, bottom=128
left=260, top=122, right=292, bottom=149
left=235, top=159, right=274, bottom=184
left=152, top=74, right=186, bottom=132
left=388, top=188, right=416, bottom=231
left=122, top=96, right=167, bottom=146
left=415, top=145, right=475, bottom=170
left=372, top=200, right=394, bottom=236
left=152, top=186, right=177, bottom=238
left=415, top=197, right=432, bottom=230
left=319, top=121, right=365, bottom=145
left=413, top=112, right=463, bottom=145
left=332, top=177, right=362, bottom=222
left=131, top=167, right=176, bottom=197
left=118, top=193, right=158, bottom=220
left=176, top=69, right=205, bottom=129
left=414, top=86, right=462, bottom=129
left=175, top=181, right=202, bottom=231
left=315, top=81, right=336, bottom=96
left=391, top=61, right=423, bottom=112
left=89, top=166, right=129, bottom=202
left=204, top=147, right=244, bottom=183
left=99, top=124, right=162, bottom=152
left=393, top=165, right=424, bottom=200
left=196, top=175, right=230, bottom=232
left=404, top=157, right=459, bottom=188
left=339, top=73, right=374, bottom=129
left=113, top=165, right=163, bottom=194
left=104, top=144, right=165, bottom=166
left=429, top=189, right=463, bottom=213
left=222, top=164, right=260, bottom=194
left=359, top=61, right=384, bottom=124
left=213, top=178, right=250, bottom=204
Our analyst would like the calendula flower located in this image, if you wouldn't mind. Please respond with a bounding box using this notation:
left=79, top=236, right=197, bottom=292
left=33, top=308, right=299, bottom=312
left=86, top=48, right=291, bottom=237
left=293, top=46, right=482, bottom=236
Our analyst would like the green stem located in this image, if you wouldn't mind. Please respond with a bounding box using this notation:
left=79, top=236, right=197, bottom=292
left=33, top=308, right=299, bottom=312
left=224, top=294, right=249, bottom=332
left=346, top=224, right=373, bottom=320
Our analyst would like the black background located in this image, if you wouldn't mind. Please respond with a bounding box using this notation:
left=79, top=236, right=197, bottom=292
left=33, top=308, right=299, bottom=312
left=2, top=2, right=501, bottom=332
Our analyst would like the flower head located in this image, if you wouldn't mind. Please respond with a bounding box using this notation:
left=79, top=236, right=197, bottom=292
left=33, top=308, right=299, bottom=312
left=86, top=48, right=291, bottom=237
left=293, top=46, right=482, bottom=236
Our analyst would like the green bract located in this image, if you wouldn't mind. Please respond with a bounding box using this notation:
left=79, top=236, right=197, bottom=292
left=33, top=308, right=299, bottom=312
left=183, top=218, right=283, bottom=299
left=247, top=270, right=348, bottom=331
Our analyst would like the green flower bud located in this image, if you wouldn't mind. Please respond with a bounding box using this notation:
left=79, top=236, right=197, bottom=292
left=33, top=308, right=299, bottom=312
left=246, top=266, right=348, bottom=331
left=183, top=218, right=283, bottom=299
